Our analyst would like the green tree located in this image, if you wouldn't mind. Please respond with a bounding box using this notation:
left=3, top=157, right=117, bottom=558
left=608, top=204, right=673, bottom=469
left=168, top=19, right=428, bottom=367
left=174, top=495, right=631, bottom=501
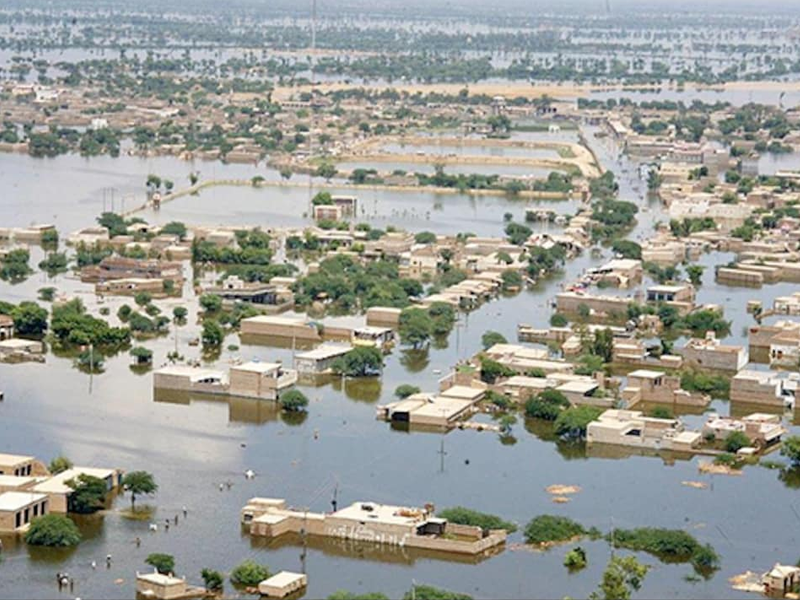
left=554, top=406, right=603, bottom=439
left=781, top=436, right=800, bottom=466
left=279, top=389, right=309, bottom=412
left=414, top=231, right=437, bottom=244
left=686, top=265, right=704, bottom=286
left=48, top=455, right=73, bottom=475
left=564, top=546, right=587, bottom=570
left=437, top=507, right=516, bottom=533
left=591, top=328, right=615, bottom=363
left=38, top=287, right=57, bottom=302
left=24, top=514, right=81, bottom=547
left=402, top=585, right=472, bottom=600
left=550, top=313, right=568, bottom=327
left=332, top=346, right=384, bottom=377
left=122, top=471, right=158, bottom=508
left=134, top=291, right=152, bottom=307
left=611, top=240, right=642, bottom=260
left=399, top=308, right=433, bottom=348
left=479, top=357, right=516, bottom=384
left=172, top=306, right=188, bottom=322
left=145, top=553, right=175, bottom=575
left=202, top=319, right=224, bottom=348
left=230, top=560, right=269, bottom=587
left=481, top=331, right=507, bottom=350
left=199, top=294, right=222, bottom=312
left=160, top=221, right=188, bottom=240
left=724, top=430, right=750, bottom=452
left=395, top=384, right=420, bottom=398
left=591, top=555, right=649, bottom=600
left=201, top=568, right=224, bottom=591
left=12, top=301, right=48, bottom=336
left=316, top=162, right=337, bottom=180
left=66, top=474, right=107, bottom=514
left=525, top=389, right=570, bottom=421
left=327, top=593, right=388, bottom=600
left=130, top=346, right=153, bottom=365
left=524, top=515, right=588, bottom=545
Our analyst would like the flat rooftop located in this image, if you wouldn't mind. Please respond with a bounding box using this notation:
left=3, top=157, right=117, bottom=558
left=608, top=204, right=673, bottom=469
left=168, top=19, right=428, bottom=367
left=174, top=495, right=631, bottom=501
left=33, top=467, right=117, bottom=495
left=0, top=475, right=36, bottom=488
left=296, top=344, right=352, bottom=360
left=154, top=365, right=225, bottom=380
left=0, top=491, right=47, bottom=511
left=0, top=453, right=33, bottom=465
left=261, top=571, right=306, bottom=588
left=231, top=361, right=281, bottom=374
left=137, top=572, right=185, bottom=586
left=333, top=502, right=426, bottom=527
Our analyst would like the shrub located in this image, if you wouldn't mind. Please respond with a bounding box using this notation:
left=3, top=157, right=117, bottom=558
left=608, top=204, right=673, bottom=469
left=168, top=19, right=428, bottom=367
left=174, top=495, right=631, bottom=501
left=550, top=313, right=568, bottom=327
left=201, top=568, right=224, bottom=591
left=24, top=514, right=81, bottom=547
left=781, top=435, right=800, bottom=466
left=230, top=560, right=269, bottom=587
left=724, top=431, right=750, bottom=453
left=524, top=515, right=587, bottom=545
left=402, top=585, right=472, bottom=600
left=437, top=507, right=517, bottom=533
left=481, top=330, right=507, bottom=350
left=145, top=553, right=175, bottom=575
left=610, top=527, right=719, bottom=574
left=48, top=455, right=72, bottom=475
left=564, top=546, right=587, bottom=570
left=525, top=390, right=569, bottom=421
left=554, top=406, right=602, bottom=439
left=279, top=390, right=309, bottom=412
left=395, top=384, right=420, bottom=399
left=479, top=357, right=516, bottom=384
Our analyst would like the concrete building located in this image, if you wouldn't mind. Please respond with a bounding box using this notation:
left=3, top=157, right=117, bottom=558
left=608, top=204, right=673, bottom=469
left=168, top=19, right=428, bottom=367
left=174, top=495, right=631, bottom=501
left=0, top=315, right=14, bottom=340
left=96, top=277, right=167, bottom=297
left=702, top=413, right=786, bottom=448
left=378, top=388, right=483, bottom=429
left=228, top=362, right=298, bottom=401
left=0, top=453, right=35, bottom=476
left=241, top=497, right=507, bottom=557
left=762, top=564, right=800, bottom=597
left=730, top=369, right=798, bottom=409
left=0, top=475, right=37, bottom=493
left=622, top=369, right=709, bottom=408
left=258, top=572, right=308, bottom=598
left=153, top=366, right=227, bottom=394
left=482, top=343, right=573, bottom=375
left=366, top=306, right=402, bottom=327
left=135, top=571, right=201, bottom=599
left=240, top=315, right=322, bottom=341
left=645, top=284, right=695, bottom=311
left=32, top=467, right=123, bottom=513
left=555, top=291, right=631, bottom=319
left=352, top=326, right=394, bottom=348
left=0, top=491, right=49, bottom=532
left=205, top=276, right=290, bottom=307
left=294, top=344, right=352, bottom=374
left=80, top=256, right=183, bottom=283
left=153, top=363, right=297, bottom=401
left=0, top=338, right=44, bottom=362
left=587, top=259, right=643, bottom=288
left=677, top=332, right=748, bottom=372
left=586, top=409, right=702, bottom=452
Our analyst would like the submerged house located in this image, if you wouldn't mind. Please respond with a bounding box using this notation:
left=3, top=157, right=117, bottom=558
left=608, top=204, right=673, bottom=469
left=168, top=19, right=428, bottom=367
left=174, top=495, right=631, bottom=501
left=378, top=385, right=485, bottom=428
left=153, top=362, right=297, bottom=401
left=241, top=497, right=507, bottom=557
left=586, top=409, right=702, bottom=452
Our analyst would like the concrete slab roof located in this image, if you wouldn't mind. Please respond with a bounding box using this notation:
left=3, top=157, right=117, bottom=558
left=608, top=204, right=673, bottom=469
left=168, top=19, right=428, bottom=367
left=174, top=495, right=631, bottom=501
left=0, top=491, right=46, bottom=511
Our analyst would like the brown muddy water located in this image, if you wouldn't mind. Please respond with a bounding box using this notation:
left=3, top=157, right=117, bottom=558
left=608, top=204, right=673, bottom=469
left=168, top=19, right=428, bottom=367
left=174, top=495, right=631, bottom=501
left=0, top=125, right=798, bottom=600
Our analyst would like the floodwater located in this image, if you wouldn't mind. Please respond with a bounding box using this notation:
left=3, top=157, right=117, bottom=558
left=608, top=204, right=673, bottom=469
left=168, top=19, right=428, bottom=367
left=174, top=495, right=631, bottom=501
left=1, top=118, right=800, bottom=600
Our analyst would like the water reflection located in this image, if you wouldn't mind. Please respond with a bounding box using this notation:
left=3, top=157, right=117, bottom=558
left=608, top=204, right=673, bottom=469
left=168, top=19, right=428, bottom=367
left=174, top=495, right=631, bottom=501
left=248, top=531, right=497, bottom=566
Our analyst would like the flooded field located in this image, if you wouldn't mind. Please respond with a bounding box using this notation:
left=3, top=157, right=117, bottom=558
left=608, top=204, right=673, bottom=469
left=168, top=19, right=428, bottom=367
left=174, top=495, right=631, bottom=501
left=1, top=109, right=800, bottom=600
